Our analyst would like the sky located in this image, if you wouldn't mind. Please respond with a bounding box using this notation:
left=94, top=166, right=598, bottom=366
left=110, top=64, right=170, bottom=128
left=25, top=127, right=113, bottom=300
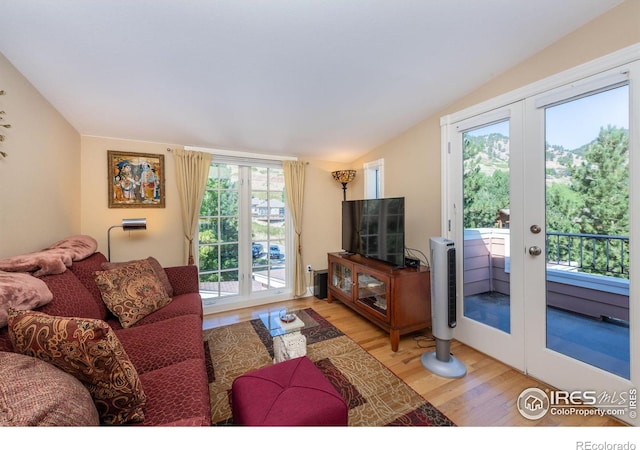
left=546, top=84, right=628, bottom=149
left=466, top=84, right=629, bottom=150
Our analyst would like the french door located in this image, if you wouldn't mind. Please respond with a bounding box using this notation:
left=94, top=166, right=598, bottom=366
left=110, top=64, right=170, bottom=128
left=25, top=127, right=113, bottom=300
left=523, top=70, right=634, bottom=415
left=448, top=103, right=526, bottom=372
left=445, top=60, right=639, bottom=425
left=198, top=162, right=292, bottom=311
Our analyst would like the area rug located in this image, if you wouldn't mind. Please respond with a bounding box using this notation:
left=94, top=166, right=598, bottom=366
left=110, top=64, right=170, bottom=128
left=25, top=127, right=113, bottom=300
left=203, top=307, right=455, bottom=426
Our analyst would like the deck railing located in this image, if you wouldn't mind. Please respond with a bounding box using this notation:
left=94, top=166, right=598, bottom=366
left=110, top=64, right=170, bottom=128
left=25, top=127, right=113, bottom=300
left=545, top=231, right=629, bottom=279
left=464, top=228, right=630, bottom=321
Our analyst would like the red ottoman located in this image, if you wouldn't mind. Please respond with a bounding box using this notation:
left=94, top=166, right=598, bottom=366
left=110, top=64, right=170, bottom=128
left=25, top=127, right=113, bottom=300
left=231, top=356, right=348, bottom=426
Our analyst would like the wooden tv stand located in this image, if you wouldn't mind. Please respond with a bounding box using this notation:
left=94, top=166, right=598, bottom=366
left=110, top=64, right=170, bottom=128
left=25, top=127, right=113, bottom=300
left=327, top=252, right=431, bottom=352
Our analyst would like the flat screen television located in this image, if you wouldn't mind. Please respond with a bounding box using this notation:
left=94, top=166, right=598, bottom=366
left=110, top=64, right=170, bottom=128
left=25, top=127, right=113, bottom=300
left=342, top=197, right=405, bottom=268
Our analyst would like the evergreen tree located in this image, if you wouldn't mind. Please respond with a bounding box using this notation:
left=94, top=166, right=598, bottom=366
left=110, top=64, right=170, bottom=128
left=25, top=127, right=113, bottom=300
left=546, top=125, right=629, bottom=276
left=463, top=134, right=510, bottom=229
left=198, top=176, right=240, bottom=282
left=546, top=183, right=583, bottom=233
left=569, top=125, right=629, bottom=236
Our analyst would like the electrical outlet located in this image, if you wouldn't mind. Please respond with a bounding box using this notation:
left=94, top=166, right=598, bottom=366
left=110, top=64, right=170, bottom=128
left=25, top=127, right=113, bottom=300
left=306, top=264, right=312, bottom=273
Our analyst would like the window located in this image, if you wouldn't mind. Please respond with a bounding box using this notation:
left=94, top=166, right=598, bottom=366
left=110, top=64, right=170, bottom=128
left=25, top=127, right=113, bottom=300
left=198, top=160, right=290, bottom=308
left=364, top=158, right=384, bottom=199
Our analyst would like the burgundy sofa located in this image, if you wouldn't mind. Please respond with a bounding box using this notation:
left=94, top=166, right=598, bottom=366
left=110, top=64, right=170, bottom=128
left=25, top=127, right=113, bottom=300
left=0, top=252, right=212, bottom=426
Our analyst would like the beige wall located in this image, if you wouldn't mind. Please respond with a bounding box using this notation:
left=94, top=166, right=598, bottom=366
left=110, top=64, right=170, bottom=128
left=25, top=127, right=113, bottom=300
left=0, top=52, right=81, bottom=258
left=352, top=118, right=442, bottom=258
left=441, top=0, right=640, bottom=116
left=80, top=136, right=185, bottom=266
left=352, top=0, right=640, bottom=263
left=301, top=159, right=354, bottom=274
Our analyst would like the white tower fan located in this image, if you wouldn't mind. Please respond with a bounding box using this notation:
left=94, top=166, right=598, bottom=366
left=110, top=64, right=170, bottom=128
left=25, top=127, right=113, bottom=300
left=421, top=237, right=467, bottom=378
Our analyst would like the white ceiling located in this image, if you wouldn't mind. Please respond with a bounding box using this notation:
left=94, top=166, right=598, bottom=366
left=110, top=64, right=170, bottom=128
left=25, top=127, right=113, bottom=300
left=0, top=0, right=623, bottom=162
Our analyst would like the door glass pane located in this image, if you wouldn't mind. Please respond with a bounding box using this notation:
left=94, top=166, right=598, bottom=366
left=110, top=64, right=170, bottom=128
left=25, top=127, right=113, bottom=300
left=544, top=85, right=630, bottom=378
left=462, top=120, right=511, bottom=332
left=199, top=163, right=240, bottom=301
left=251, top=166, right=287, bottom=292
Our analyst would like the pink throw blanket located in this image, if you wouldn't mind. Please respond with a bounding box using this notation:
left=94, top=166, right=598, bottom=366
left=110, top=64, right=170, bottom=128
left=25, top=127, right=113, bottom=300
left=0, top=271, right=53, bottom=327
left=0, top=235, right=98, bottom=277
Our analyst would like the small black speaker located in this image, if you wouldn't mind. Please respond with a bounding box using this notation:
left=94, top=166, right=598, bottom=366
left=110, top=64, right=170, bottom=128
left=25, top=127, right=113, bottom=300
left=314, top=269, right=328, bottom=299
left=404, top=257, right=420, bottom=269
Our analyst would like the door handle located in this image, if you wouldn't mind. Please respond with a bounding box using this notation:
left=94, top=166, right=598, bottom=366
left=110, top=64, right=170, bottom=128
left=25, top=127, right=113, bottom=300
left=528, top=246, right=542, bottom=256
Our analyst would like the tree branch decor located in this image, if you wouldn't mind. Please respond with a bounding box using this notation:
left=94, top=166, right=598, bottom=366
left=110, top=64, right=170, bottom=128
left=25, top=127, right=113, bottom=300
left=0, top=90, right=11, bottom=158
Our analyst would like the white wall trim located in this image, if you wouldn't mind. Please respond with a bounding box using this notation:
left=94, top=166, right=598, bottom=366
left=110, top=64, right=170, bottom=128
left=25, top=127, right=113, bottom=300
left=363, top=158, right=384, bottom=199
left=440, top=122, right=450, bottom=238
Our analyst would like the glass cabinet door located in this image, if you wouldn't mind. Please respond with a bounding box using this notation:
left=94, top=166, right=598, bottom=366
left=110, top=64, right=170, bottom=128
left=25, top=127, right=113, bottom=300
left=331, top=261, right=353, bottom=297
left=356, top=270, right=388, bottom=319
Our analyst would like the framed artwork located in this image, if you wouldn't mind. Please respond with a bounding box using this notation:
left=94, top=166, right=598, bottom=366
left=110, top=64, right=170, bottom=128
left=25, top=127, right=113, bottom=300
left=108, top=150, right=165, bottom=208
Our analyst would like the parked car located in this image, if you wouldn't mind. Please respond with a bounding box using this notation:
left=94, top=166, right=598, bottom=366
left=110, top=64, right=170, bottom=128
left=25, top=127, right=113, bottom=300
left=252, top=242, right=264, bottom=258
left=269, top=244, right=285, bottom=260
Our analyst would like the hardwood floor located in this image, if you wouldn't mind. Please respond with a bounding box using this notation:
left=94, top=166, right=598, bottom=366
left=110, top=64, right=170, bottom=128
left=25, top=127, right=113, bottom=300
left=202, top=296, right=627, bottom=427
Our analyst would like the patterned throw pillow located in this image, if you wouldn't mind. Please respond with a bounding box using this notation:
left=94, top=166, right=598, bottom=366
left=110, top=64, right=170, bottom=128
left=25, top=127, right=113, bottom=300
left=7, top=309, right=146, bottom=425
left=94, top=259, right=172, bottom=328
left=101, top=256, right=174, bottom=297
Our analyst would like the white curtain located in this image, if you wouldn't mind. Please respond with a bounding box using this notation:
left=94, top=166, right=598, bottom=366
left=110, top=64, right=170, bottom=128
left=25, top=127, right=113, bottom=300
left=173, top=148, right=212, bottom=265
left=283, top=160, right=306, bottom=296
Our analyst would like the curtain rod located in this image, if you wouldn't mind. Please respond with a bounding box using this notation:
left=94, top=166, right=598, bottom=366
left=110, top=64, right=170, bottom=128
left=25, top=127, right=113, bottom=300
left=166, top=146, right=305, bottom=163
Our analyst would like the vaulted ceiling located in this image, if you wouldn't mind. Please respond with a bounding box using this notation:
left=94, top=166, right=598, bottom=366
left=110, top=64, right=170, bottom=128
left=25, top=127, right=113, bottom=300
left=0, top=0, right=623, bottom=162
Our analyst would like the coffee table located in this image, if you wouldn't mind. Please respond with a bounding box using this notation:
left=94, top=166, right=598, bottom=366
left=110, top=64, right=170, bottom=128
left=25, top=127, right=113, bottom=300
left=259, top=309, right=319, bottom=363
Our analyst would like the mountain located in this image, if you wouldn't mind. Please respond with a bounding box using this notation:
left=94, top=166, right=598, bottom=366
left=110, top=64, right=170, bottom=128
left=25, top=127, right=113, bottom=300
left=464, top=133, right=586, bottom=185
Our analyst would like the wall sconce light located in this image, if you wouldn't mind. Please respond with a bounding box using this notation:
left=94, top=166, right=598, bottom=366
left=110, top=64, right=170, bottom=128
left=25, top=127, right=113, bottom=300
left=332, top=170, right=356, bottom=201
left=107, top=218, right=147, bottom=261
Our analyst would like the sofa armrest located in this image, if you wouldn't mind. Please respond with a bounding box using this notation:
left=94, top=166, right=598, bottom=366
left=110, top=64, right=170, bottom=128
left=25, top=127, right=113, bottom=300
left=164, top=265, right=199, bottom=296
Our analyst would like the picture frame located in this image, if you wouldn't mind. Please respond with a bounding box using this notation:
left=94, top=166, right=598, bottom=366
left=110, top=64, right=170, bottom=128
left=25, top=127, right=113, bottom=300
left=108, top=150, right=165, bottom=208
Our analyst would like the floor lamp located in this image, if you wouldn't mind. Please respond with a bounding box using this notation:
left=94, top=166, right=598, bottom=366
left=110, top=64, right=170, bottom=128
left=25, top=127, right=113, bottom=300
left=331, top=170, right=356, bottom=201
left=107, top=218, right=147, bottom=261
